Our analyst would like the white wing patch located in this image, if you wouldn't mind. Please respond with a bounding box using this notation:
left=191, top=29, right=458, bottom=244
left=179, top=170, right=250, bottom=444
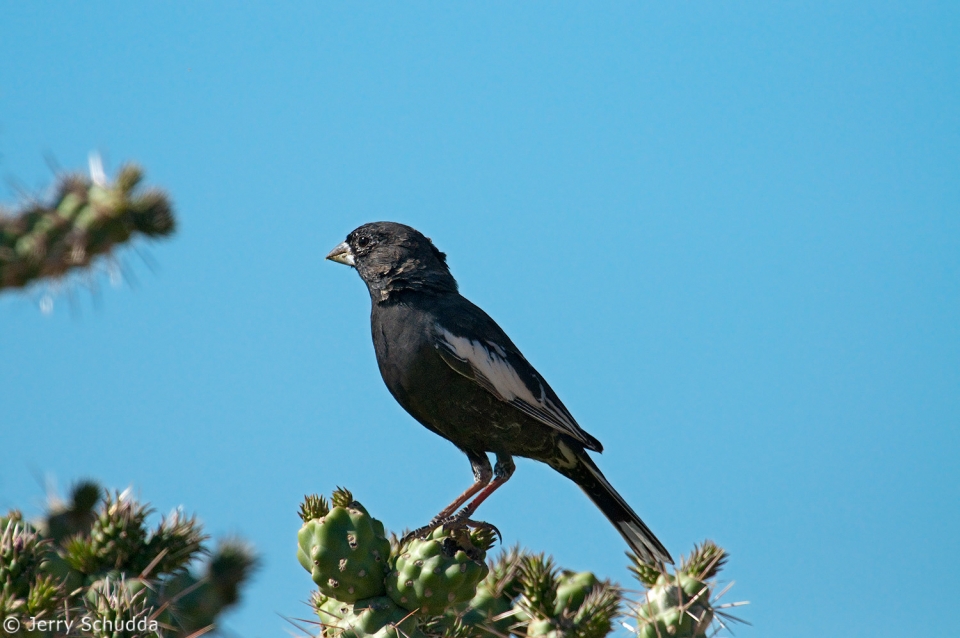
left=436, top=326, right=589, bottom=445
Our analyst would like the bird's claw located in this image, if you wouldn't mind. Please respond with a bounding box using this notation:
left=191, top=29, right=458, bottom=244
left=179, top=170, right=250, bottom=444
left=400, top=522, right=439, bottom=545
left=400, top=510, right=501, bottom=547
left=441, top=515, right=502, bottom=545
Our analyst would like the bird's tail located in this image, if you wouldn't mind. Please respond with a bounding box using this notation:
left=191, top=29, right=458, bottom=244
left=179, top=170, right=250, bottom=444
left=551, top=450, right=673, bottom=565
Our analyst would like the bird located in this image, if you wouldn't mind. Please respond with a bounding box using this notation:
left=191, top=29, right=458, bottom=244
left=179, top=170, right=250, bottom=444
left=327, top=221, right=673, bottom=564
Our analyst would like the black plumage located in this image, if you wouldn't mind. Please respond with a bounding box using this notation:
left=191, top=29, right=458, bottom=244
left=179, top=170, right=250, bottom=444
left=327, top=221, right=672, bottom=564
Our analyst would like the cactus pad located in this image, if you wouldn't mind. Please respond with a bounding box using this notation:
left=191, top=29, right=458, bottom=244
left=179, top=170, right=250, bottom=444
left=298, top=494, right=391, bottom=602
left=632, top=542, right=735, bottom=638
left=554, top=571, right=600, bottom=616
left=386, top=527, right=490, bottom=615
left=318, top=596, right=424, bottom=638
left=636, top=573, right=713, bottom=638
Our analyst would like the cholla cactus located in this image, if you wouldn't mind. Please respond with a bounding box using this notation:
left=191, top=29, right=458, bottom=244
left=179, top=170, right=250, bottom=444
left=386, top=525, right=493, bottom=615
left=162, top=539, right=260, bottom=633
left=627, top=541, right=747, bottom=638
left=0, top=157, right=175, bottom=292
left=298, top=491, right=633, bottom=638
left=298, top=491, right=746, bottom=638
left=298, top=488, right=392, bottom=602
left=0, top=479, right=257, bottom=637
left=68, top=490, right=151, bottom=574
left=83, top=575, right=156, bottom=638
left=514, top=554, right=621, bottom=638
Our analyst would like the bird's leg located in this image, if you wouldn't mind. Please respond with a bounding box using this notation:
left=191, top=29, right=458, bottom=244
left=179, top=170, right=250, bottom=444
left=433, top=453, right=493, bottom=520
left=404, top=452, right=491, bottom=542
left=440, top=454, right=515, bottom=529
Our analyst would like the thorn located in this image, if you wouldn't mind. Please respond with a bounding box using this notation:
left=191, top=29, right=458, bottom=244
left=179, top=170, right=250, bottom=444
left=88, top=152, right=106, bottom=186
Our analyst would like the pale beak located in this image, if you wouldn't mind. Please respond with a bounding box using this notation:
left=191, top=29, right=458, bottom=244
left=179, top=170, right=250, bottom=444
left=326, top=241, right=356, bottom=266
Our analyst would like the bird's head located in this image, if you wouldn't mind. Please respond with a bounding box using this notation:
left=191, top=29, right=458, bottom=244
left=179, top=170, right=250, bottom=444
left=327, top=222, right=458, bottom=300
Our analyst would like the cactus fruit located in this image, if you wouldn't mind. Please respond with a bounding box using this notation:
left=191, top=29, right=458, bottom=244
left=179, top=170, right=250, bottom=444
left=554, top=571, right=599, bottom=616
left=347, top=596, right=425, bottom=638
left=315, top=595, right=425, bottom=638
left=448, top=582, right=515, bottom=636
left=298, top=489, right=391, bottom=602
left=512, top=554, right=620, bottom=638
left=314, top=592, right=354, bottom=628
left=0, top=159, right=175, bottom=292
left=515, top=553, right=560, bottom=622
left=385, top=526, right=492, bottom=615
left=446, top=546, right=525, bottom=634
left=635, top=572, right=713, bottom=638
left=630, top=541, right=735, bottom=638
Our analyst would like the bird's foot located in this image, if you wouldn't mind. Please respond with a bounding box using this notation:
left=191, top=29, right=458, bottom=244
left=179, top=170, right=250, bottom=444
left=400, top=515, right=447, bottom=545
left=400, top=510, right=501, bottom=551
left=440, top=512, right=502, bottom=545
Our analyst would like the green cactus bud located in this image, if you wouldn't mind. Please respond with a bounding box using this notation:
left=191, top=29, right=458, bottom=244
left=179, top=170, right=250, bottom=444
left=64, top=534, right=100, bottom=575
left=0, top=519, right=49, bottom=600
left=300, top=494, right=331, bottom=522
left=314, top=592, right=354, bottom=628
left=134, top=509, right=207, bottom=577
left=351, top=597, right=425, bottom=638
left=56, top=191, right=86, bottom=220
left=516, top=553, right=559, bottom=620
left=332, top=487, right=355, bottom=509
left=485, top=546, right=526, bottom=599
left=298, top=495, right=390, bottom=603
left=634, top=543, right=728, bottom=638
left=385, top=527, right=489, bottom=615
left=83, top=491, right=151, bottom=573
left=84, top=572, right=149, bottom=606
left=680, top=540, right=726, bottom=581
left=114, top=164, right=143, bottom=195
left=627, top=552, right=663, bottom=589
left=83, top=574, right=159, bottom=638
left=554, top=571, right=599, bottom=616
left=26, top=573, right=64, bottom=617
left=454, top=583, right=516, bottom=635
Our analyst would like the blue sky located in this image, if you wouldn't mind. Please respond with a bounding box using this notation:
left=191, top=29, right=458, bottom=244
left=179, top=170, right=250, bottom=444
left=1, top=3, right=957, bottom=637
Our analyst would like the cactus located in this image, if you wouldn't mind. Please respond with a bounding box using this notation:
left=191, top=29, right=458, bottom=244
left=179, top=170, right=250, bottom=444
left=512, top=554, right=621, bottom=638
left=0, top=519, right=49, bottom=601
left=298, top=489, right=746, bottom=638
left=0, top=157, right=175, bottom=292
left=75, top=490, right=151, bottom=574
left=162, top=539, right=260, bottom=633
left=0, top=479, right=257, bottom=637
left=385, top=526, right=492, bottom=615
left=629, top=541, right=744, bottom=638
left=298, top=488, right=392, bottom=602
left=315, top=595, right=424, bottom=638
left=83, top=575, right=156, bottom=638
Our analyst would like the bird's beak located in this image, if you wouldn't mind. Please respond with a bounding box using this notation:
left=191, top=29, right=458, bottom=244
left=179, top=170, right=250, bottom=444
left=326, top=241, right=356, bottom=267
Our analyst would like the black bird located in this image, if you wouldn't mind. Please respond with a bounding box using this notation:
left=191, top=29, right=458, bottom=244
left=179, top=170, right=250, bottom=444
left=327, top=222, right=673, bottom=564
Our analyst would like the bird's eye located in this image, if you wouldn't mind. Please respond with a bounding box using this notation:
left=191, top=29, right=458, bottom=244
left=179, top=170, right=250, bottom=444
left=356, top=236, right=370, bottom=248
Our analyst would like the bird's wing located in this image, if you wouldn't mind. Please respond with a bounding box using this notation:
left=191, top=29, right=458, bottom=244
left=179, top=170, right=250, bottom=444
left=434, top=322, right=602, bottom=452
